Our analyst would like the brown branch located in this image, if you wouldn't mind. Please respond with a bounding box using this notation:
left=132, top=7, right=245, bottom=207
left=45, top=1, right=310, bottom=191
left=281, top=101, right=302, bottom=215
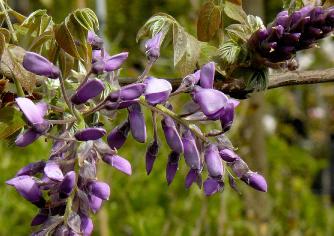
left=119, top=68, right=334, bottom=99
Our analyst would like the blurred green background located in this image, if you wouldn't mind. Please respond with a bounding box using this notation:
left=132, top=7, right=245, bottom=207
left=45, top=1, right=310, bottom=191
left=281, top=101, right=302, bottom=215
left=1, top=0, right=334, bottom=235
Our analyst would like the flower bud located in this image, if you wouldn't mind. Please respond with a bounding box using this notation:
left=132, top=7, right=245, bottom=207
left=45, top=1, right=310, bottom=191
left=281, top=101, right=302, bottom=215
left=16, top=161, right=46, bottom=176
left=15, top=129, right=42, bottom=147
left=80, top=214, right=94, bottom=236
left=231, top=157, right=249, bottom=178
left=87, top=31, right=103, bottom=49
left=75, top=127, right=106, bottom=141
left=107, top=121, right=130, bottom=149
left=219, top=148, right=238, bottom=162
left=102, top=154, right=132, bottom=175
left=241, top=171, right=267, bottom=192
left=71, top=78, right=105, bottom=105
left=88, top=181, right=110, bottom=200
left=59, top=171, right=76, bottom=198
left=144, top=77, right=172, bottom=105
left=166, top=151, right=180, bottom=185
left=145, top=140, right=159, bottom=175
left=199, top=62, right=215, bottom=89
left=108, top=83, right=146, bottom=102
left=185, top=169, right=201, bottom=189
left=204, top=144, right=223, bottom=178
left=161, top=116, right=183, bottom=153
left=31, top=213, right=48, bottom=226
left=145, top=32, right=163, bottom=61
left=23, top=52, right=60, bottom=79
left=88, top=194, right=103, bottom=213
left=128, top=103, right=147, bottom=143
left=104, top=52, right=128, bottom=72
left=203, top=178, right=224, bottom=196
left=220, top=102, right=235, bottom=132
left=182, top=130, right=201, bottom=170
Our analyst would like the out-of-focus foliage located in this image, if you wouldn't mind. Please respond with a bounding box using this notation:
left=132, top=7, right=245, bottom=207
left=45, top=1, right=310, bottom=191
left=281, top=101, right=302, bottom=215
left=1, top=0, right=334, bottom=235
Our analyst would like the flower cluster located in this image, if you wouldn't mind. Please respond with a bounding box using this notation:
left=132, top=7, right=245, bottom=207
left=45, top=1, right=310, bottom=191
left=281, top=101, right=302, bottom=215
left=6, top=30, right=266, bottom=235
left=248, top=6, right=334, bottom=63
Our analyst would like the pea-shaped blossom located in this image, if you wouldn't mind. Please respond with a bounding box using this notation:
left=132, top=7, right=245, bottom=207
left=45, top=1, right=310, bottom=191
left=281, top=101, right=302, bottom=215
left=6, top=175, right=44, bottom=206
left=199, top=62, right=215, bottom=89
left=241, top=171, right=267, bottom=192
left=23, top=52, right=60, bottom=79
left=128, top=103, right=147, bottom=143
left=92, top=50, right=129, bottom=73
left=144, top=77, right=172, bottom=105
left=182, top=129, right=201, bottom=170
left=145, top=140, right=159, bottom=175
left=108, top=83, right=146, bottom=102
left=44, top=161, right=64, bottom=181
left=145, top=32, right=163, bottom=61
left=71, top=78, right=105, bottom=105
left=102, top=154, right=132, bottom=175
left=161, top=115, right=183, bottom=153
left=59, top=171, right=76, bottom=198
left=75, top=127, right=106, bottom=141
left=204, top=144, right=224, bottom=179
left=88, top=181, right=110, bottom=200
left=192, top=86, right=228, bottom=120
left=166, top=151, right=180, bottom=185
left=15, top=97, right=49, bottom=147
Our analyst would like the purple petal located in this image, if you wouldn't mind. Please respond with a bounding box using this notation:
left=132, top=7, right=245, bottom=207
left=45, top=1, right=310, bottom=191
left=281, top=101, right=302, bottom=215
left=16, top=161, right=45, bottom=176
left=219, top=148, right=238, bottom=162
left=88, top=181, right=110, bottom=200
left=219, top=102, right=235, bottom=132
left=145, top=32, right=163, bottom=61
left=23, top=52, right=60, bottom=79
left=71, top=78, right=105, bottom=105
left=144, top=77, right=172, bottom=105
left=166, top=151, right=180, bottom=185
left=200, top=62, right=215, bottom=89
left=182, top=130, right=201, bottom=170
left=16, top=97, right=45, bottom=125
left=80, top=214, right=94, bottom=236
left=44, top=161, right=64, bottom=181
left=192, top=87, right=228, bottom=120
left=6, top=175, right=42, bottom=203
left=107, top=121, right=130, bottom=149
left=241, top=171, right=267, bottom=192
left=205, top=144, right=223, bottom=178
left=87, top=31, right=103, bottom=49
left=15, top=128, right=41, bottom=147
left=185, top=169, right=199, bottom=188
left=203, top=178, right=223, bottom=196
left=60, top=171, right=76, bottom=197
left=31, top=213, right=48, bottom=226
left=104, top=100, right=138, bottom=110
left=162, top=117, right=183, bottom=153
left=103, top=154, right=132, bottom=175
left=104, top=52, right=128, bottom=71
left=88, top=194, right=103, bottom=213
left=145, top=140, right=159, bottom=175
left=75, top=127, right=106, bottom=141
left=108, top=83, right=146, bottom=102
left=128, top=103, right=147, bottom=143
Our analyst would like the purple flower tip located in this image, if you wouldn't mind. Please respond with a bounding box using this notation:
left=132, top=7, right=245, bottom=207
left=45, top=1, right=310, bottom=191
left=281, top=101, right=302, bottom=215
left=88, top=194, right=103, bottom=213
left=103, top=154, right=132, bottom=175
left=241, top=171, right=268, bottom=192
left=144, top=77, right=172, bottom=105
left=203, top=178, right=224, bottom=196
left=166, top=151, right=180, bottom=185
left=23, top=52, right=60, bottom=79
left=16, top=161, right=45, bottom=176
left=75, top=127, right=106, bottom=141
left=81, top=214, right=94, bottom=236
left=15, top=128, right=41, bottom=147
left=145, top=140, right=159, bottom=175
left=199, top=62, right=215, bottom=89
left=31, top=213, right=48, bottom=226
left=88, top=181, right=110, bottom=200
left=71, top=78, right=105, bottom=105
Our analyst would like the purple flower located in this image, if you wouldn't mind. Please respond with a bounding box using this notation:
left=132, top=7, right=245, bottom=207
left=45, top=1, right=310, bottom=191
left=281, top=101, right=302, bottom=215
left=44, top=161, right=64, bottom=181
left=75, top=127, right=106, bottom=141
left=107, top=121, right=130, bottom=149
left=15, top=98, right=49, bottom=147
left=178, top=70, right=201, bottom=91
left=203, top=178, right=224, bottom=196
left=102, top=154, right=132, bottom=175
left=185, top=169, right=201, bottom=189
left=23, top=52, right=60, bottom=79
left=145, top=32, right=163, bottom=61
left=192, top=86, right=228, bottom=120
left=219, top=148, right=238, bottom=162
left=145, top=140, right=159, bottom=175
left=6, top=175, right=44, bottom=204
left=16, top=161, right=46, bottom=176
left=87, top=31, right=103, bottom=49
left=71, top=79, right=105, bottom=105
left=219, top=102, right=235, bottom=132
left=166, top=151, right=180, bottom=185
left=161, top=116, right=183, bottom=153
left=144, top=77, right=172, bottom=105
left=204, top=144, right=224, bottom=179
left=182, top=130, right=201, bottom=170
left=88, top=194, right=103, bottom=213
left=128, top=103, right=147, bottom=143
left=108, top=83, right=146, bottom=102
left=31, top=213, right=48, bottom=226
left=104, top=52, right=129, bottom=72
left=88, top=181, right=110, bottom=200
left=199, top=62, right=215, bottom=89
left=80, top=214, right=94, bottom=236
left=59, top=171, right=76, bottom=198
left=241, top=171, right=267, bottom=192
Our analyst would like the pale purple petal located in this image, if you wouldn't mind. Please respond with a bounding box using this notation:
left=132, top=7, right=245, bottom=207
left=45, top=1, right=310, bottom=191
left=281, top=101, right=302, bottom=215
left=200, top=62, right=215, bottom=89
left=103, top=155, right=132, bottom=175
left=15, top=128, right=41, bottom=147
left=128, top=103, right=147, bottom=143
left=80, top=214, right=94, bottom=236
left=144, top=77, right=172, bottom=105
left=104, top=52, right=128, bottom=71
left=16, top=97, right=45, bottom=125
left=88, top=181, right=110, bottom=200
left=44, top=161, right=64, bottom=181
left=6, top=175, right=42, bottom=203
left=23, top=52, right=60, bottom=79
left=71, top=79, right=105, bottom=105
left=203, top=178, right=223, bottom=196
left=204, top=144, right=223, bottom=178
left=88, top=194, right=103, bottom=213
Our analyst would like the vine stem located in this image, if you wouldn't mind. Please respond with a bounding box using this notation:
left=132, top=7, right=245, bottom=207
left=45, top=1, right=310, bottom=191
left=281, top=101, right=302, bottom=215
left=138, top=96, right=208, bottom=143
left=0, top=0, right=17, bottom=43
left=137, top=60, right=154, bottom=82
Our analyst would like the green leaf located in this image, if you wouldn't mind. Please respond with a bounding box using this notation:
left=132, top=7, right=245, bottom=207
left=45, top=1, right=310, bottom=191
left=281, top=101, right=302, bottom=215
left=217, top=40, right=241, bottom=65
left=224, top=2, right=247, bottom=24
left=0, top=106, right=25, bottom=140
left=198, top=43, right=218, bottom=66
left=225, top=24, right=249, bottom=42
left=283, top=0, right=304, bottom=12
left=245, top=68, right=269, bottom=91
left=173, top=24, right=187, bottom=66
left=246, top=15, right=264, bottom=33
left=197, top=1, right=222, bottom=42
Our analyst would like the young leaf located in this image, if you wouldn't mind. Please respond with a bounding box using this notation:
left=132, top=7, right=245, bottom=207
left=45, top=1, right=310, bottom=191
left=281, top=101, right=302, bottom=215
left=173, top=24, right=187, bottom=66
left=246, top=68, right=269, bottom=91
left=197, top=1, right=222, bottom=42
left=217, top=40, right=241, bottom=65
left=224, top=2, right=247, bottom=24
left=0, top=106, right=25, bottom=140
